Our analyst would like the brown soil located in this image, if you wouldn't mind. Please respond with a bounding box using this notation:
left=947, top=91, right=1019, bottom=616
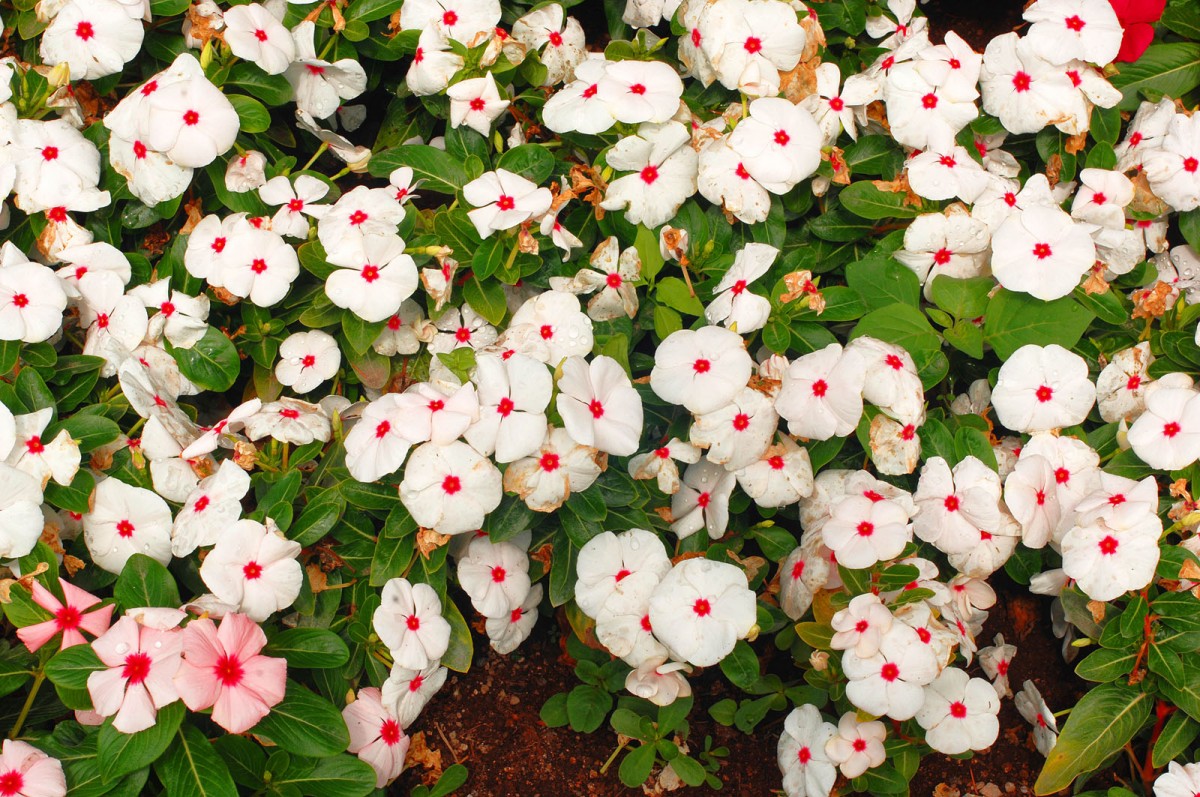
left=923, top=0, right=1027, bottom=52
left=392, top=581, right=1096, bottom=797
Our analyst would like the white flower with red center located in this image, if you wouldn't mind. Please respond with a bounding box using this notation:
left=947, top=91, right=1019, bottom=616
left=1143, top=112, right=1200, bottom=213
left=503, top=426, right=603, bottom=512
left=697, top=136, right=773, bottom=225
left=648, top=558, right=755, bottom=667
left=842, top=623, right=938, bottom=720
left=905, top=147, right=991, bottom=204
left=429, top=304, right=498, bottom=355
left=343, top=687, right=410, bottom=788
left=1153, top=761, right=1200, bottom=797
left=600, top=121, right=698, bottom=229
left=704, top=242, right=776, bottom=334
left=447, top=72, right=510, bottom=138
left=223, top=3, right=295, bottom=75
left=373, top=299, right=426, bottom=357
left=317, top=186, right=405, bottom=253
left=1127, top=385, right=1200, bottom=470
left=77, top=281, right=147, bottom=379
left=457, top=536, right=531, bottom=618
left=464, top=168, right=552, bottom=239
left=8, top=118, right=109, bottom=215
left=775, top=343, right=866, bottom=441
left=915, top=666, right=1001, bottom=754
left=199, top=519, right=302, bottom=622
left=846, top=336, right=927, bottom=427
left=697, top=0, right=805, bottom=97
left=137, top=57, right=240, bottom=169
left=595, top=58, right=684, bottom=125
left=821, top=494, right=911, bottom=570
left=1061, top=512, right=1161, bottom=600
left=1071, top=167, right=1133, bottom=229
left=597, top=607, right=669, bottom=667
left=777, top=704, right=837, bottom=797
left=556, top=355, right=643, bottom=456
left=1075, top=473, right=1158, bottom=533
left=867, top=413, right=921, bottom=476
left=539, top=205, right=586, bottom=259
left=1024, top=0, right=1122, bottom=66
left=243, top=397, right=332, bottom=445
left=258, top=175, right=330, bottom=239
left=690, top=386, right=778, bottom=471
left=1115, top=98, right=1175, bottom=172
left=575, top=528, right=670, bottom=619
left=86, top=615, right=182, bottom=734
left=540, top=57, right=621, bottom=135
left=295, top=110, right=371, bottom=171
left=227, top=160, right=267, bottom=196
left=128, top=280, right=209, bottom=350
left=671, top=458, right=736, bottom=540
left=824, top=712, right=887, bottom=779
left=627, top=437, right=701, bottom=495
left=804, top=62, right=879, bottom=145
left=82, top=477, right=173, bottom=574
left=107, top=132, right=194, bottom=207
left=736, top=437, right=815, bottom=509
left=343, top=394, right=420, bottom=483
left=183, top=213, right=246, bottom=286
left=388, top=166, right=424, bottom=207
left=39, top=0, right=143, bottom=80
left=978, top=634, right=1018, bottom=699
left=511, top=5, right=585, bottom=85
left=1013, top=681, right=1057, bottom=756
left=373, top=579, right=452, bottom=670
left=285, top=22, right=369, bottom=118
left=170, top=459, right=251, bottom=556
left=324, top=233, right=419, bottom=323
left=1003, top=454, right=1062, bottom=548
left=624, top=658, right=692, bottom=707
left=4, top=408, right=79, bottom=489
left=621, top=0, right=681, bottom=29
left=1021, top=432, right=1100, bottom=520
left=400, top=441, right=502, bottom=535
left=381, top=660, right=448, bottom=728
left=219, top=226, right=300, bottom=308
left=913, top=455, right=1002, bottom=555
left=400, top=0, right=499, bottom=45
left=991, top=205, right=1097, bottom=301
left=16, top=578, right=113, bottom=653
left=651, top=326, right=752, bottom=415
left=463, top=351, right=550, bottom=463
left=0, top=255, right=68, bottom=344
left=486, top=582, right=542, bottom=655
left=406, top=27, right=465, bottom=96
left=992, top=344, right=1097, bottom=433
left=727, top=97, right=822, bottom=195
left=273, top=330, right=339, bottom=395
left=548, top=236, right=641, bottom=322
left=980, top=33, right=1078, bottom=135
left=830, top=593, right=894, bottom=658
left=777, top=540, right=828, bottom=622
left=0, top=739, right=66, bottom=797
left=503, top=289, right=594, bottom=365
left=884, top=63, right=979, bottom=154
left=389, top=382, right=479, bottom=446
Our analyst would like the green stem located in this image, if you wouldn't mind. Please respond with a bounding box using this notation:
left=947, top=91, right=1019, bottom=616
left=599, top=740, right=631, bottom=775
left=9, top=671, right=45, bottom=739
left=300, top=142, right=330, bottom=173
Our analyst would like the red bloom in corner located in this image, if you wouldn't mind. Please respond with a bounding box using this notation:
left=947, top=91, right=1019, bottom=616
left=1108, top=0, right=1166, bottom=62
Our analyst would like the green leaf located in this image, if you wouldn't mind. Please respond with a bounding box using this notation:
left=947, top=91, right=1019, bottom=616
left=954, top=427, right=998, bottom=471
left=45, top=643, right=104, bottom=690
left=253, top=680, right=351, bottom=757
left=808, top=209, right=874, bottom=242
left=983, top=289, right=1095, bottom=360
left=15, top=366, right=54, bottom=413
left=168, top=327, right=240, bottom=392
left=1153, top=711, right=1200, bottom=767
left=843, top=135, right=903, bottom=177
left=943, top=319, right=984, bottom=358
left=368, top=145, right=468, bottom=194
left=1110, top=43, right=1200, bottom=110
left=497, top=144, right=554, bottom=185
left=341, top=311, right=387, bottom=356
left=155, top=722, right=238, bottom=797
left=114, top=554, right=181, bottom=610
left=540, top=692, right=569, bottom=727
left=550, top=532, right=577, bottom=606
left=0, top=340, right=18, bottom=374
left=98, top=701, right=185, bottom=782
left=838, top=181, right=922, bottom=219
left=846, top=256, right=920, bottom=310
left=635, top=224, right=665, bottom=281
left=346, top=0, right=403, bottom=22
left=656, top=277, right=704, bottom=316
left=211, top=735, right=266, bottom=789
left=719, top=641, right=760, bottom=689
left=1073, top=284, right=1128, bottom=325
left=441, top=597, right=474, bottom=673
left=289, top=489, right=346, bottom=547
left=274, top=754, right=377, bottom=797
left=671, top=755, right=707, bottom=787
left=265, top=629, right=350, bottom=669
left=1074, top=647, right=1137, bottom=683
left=463, top=274, right=507, bottom=326
left=929, top=276, right=992, bottom=320
left=225, top=64, right=293, bottom=105
left=44, top=468, right=95, bottom=514
left=850, top=303, right=942, bottom=362
left=50, top=414, right=120, bottom=453
left=619, top=743, right=656, bottom=788
left=566, top=684, right=611, bottom=733
left=428, top=764, right=469, bottom=797
left=1163, top=0, right=1200, bottom=38
left=228, top=94, right=271, bottom=133
left=1034, top=684, right=1152, bottom=795
left=1181, top=208, right=1200, bottom=252
left=1160, top=670, right=1200, bottom=722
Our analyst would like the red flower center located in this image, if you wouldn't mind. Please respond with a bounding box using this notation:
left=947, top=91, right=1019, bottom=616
left=361, top=265, right=380, bottom=282
left=243, top=561, right=263, bottom=580
left=944, top=495, right=960, bottom=512
left=769, top=455, right=785, bottom=470
left=641, top=615, right=652, bottom=632
left=829, top=96, right=844, bottom=111
left=497, top=397, right=514, bottom=417
left=811, top=379, right=828, bottom=397
left=655, top=447, right=671, bottom=459
left=856, top=521, right=874, bottom=537
left=442, top=9, right=457, bottom=25
left=374, top=420, right=391, bottom=438
left=1126, top=375, right=1142, bottom=391
left=55, top=605, right=82, bottom=630
left=539, top=452, right=560, bottom=471
left=743, top=36, right=762, bottom=53
left=442, top=475, right=462, bottom=494
left=491, top=566, right=507, bottom=583
left=301, top=354, right=316, bottom=368
left=11, top=294, right=29, bottom=309
left=1098, top=535, right=1119, bottom=555
left=211, top=237, right=227, bottom=253
left=880, top=662, right=900, bottom=682
left=606, top=272, right=622, bottom=288
left=25, top=435, right=43, bottom=454
left=921, top=93, right=938, bottom=109
left=0, top=771, right=23, bottom=796
left=548, top=31, right=563, bottom=46
left=122, top=652, right=152, bottom=685
left=496, top=195, right=515, bottom=210
left=773, top=129, right=790, bottom=146
left=629, top=83, right=646, bottom=95
left=380, top=718, right=402, bottom=745
left=1064, top=14, right=1085, bottom=31
left=735, top=162, right=751, bottom=180
left=42, top=146, right=59, bottom=161
left=406, top=615, right=421, bottom=631
left=581, top=84, right=598, bottom=99
left=214, top=653, right=244, bottom=687
left=732, top=413, right=749, bottom=431
left=589, top=399, right=605, bottom=419
left=949, top=701, right=968, bottom=718
left=1109, top=493, right=1126, bottom=506
left=640, top=165, right=659, bottom=184
left=1036, top=385, right=1053, bottom=402
left=900, top=424, right=915, bottom=440
left=614, top=569, right=631, bottom=582
left=469, top=97, right=486, bottom=111
left=250, top=258, right=268, bottom=274
left=693, top=358, right=710, bottom=373
left=797, top=746, right=811, bottom=764
left=254, top=28, right=268, bottom=41
left=933, top=248, right=952, bottom=265
left=183, top=110, right=200, bottom=126
left=116, top=520, right=135, bottom=538
left=280, top=408, right=300, bottom=419
left=409, top=674, right=424, bottom=691
left=540, top=324, right=554, bottom=339
left=75, top=21, right=94, bottom=39
left=852, top=738, right=867, bottom=752
left=349, top=210, right=369, bottom=225
left=1033, top=243, right=1052, bottom=259
left=791, top=560, right=805, bottom=580
left=730, top=279, right=747, bottom=295
left=1055, top=467, right=1070, bottom=484
left=1012, top=72, right=1031, bottom=92
left=194, top=495, right=210, bottom=512
left=1184, top=157, right=1199, bottom=173
left=692, top=598, right=711, bottom=616
left=1164, top=421, right=1181, bottom=438
left=288, top=198, right=304, bottom=212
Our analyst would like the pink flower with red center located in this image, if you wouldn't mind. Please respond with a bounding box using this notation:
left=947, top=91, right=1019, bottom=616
left=17, top=579, right=113, bottom=653
left=343, top=687, right=410, bottom=788
left=825, top=712, right=886, bottom=778
left=174, top=612, right=287, bottom=734
left=0, top=740, right=66, bottom=797
left=87, top=615, right=183, bottom=734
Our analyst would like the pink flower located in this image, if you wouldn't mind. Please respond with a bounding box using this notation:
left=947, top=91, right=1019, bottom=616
left=343, top=687, right=410, bottom=788
left=86, top=616, right=182, bottom=733
left=0, top=739, right=66, bottom=797
left=17, top=579, right=113, bottom=653
left=1109, top=0, right=1165, bottom=62
left=174, top=613, right=287, bottom=733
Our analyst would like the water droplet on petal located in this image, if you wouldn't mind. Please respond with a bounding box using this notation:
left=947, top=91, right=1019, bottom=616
left=114, top=643, right=129, bottom=655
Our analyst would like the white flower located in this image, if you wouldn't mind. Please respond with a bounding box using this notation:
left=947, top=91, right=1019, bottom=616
left=625, top=659, right=692, bottom=706
left=992, top=344, right=1096, bottom=433
left=884, top=62, right=978, bottom=153
left=991, top=206, right=1097, bottom=300
left=575, top=529, right=670, bottom=619
left=894, top=207, right=991, bottom=293
left=627, top=437, right=701, bottom=495
left=913, top=455, right=1002, bottom=555
left=259, top=175, right=330, bottom=239
left=138, top=55, right=240, bottom=169
left=705, top=242, right=775, bottom=333
left=777, top=705, right=837, bottom=797
left=1097, top=342, right=1153, bottom=422
left=549, top=236, right=640, bottom=322
left=399, top=0, right=499, bottom=45
left=824, top=712, right=886, bottom=779
left=464, top=351, right=551, bottom=463
left=597, top=59, right=684, bottom=125
left=977, top=634, right=1017, bottom=698
left=1014, top=680, right=1058, bottom=756
left=243, top=398, right=332, bottom=445
left=381, top=661, right=448, bottom=728
left=39, top=0, right=143, bottom=81
left=486, top=582, right=542, bottom=655
left=556, top=355, right=642, bottom=456
left=540, top=57, right=618, bottom=135
left=727, top=97, right=821, bottom=194
left=83, top=477, right=173, bottom=574
left=600, top=122, right=697, bottom=229
left=690, top=386, right=778, bottom=471
left=697, top=136, right=773, bottom=225
left=846, top=336, right=926, bottom=427
left=1023, top=0, right=1122, bottom=66
left=128, top=280, right=209, bottom=349
left=0, top=254, right=69, bottom=343
left=821, top=495, right=911, bottom=570
left=457, top=536, right=531, bottom=618
left=219, top=226, right=300, bottom=308
left=286, top=22, right=368, bottom=118
left=407, top=28, right=465, bottom=96
left=980, top=33, right=1077, bottom=135
left=803, top=62, right=878, bottom=145
left=448, top=73, right=510, bottom=137
left=503, top=290, right=594, bottom=365
left=318, top=186, right=405, bottom=252
left=275, top=330, right=341, bottom=394
left=648, top=558, right=756, bottom=667
left=511, top=5, right=585, bottom=85
left=502, top=427, right=603, bottom=512
left=200, top=519, right=303, bottom=622
left=325, top=233, right=419, bottom=323
left=843, top=623, right=938, bottom=720
left=223, top=3, right=295, bottom=75
left=1003, top=454, right=1062, bottom=549
left=170, top=459, right=251, bottom=557
left=373, top=579, right=452, bottom=670
left=1071, top=168, right=1133, bottom=229
left=108, top=133, right=193, bottom=207
left=671, top=458, right=736, bottom=540
left=1143, top=112, right=1200, bottom=213
left=651, top=326, right=752, bottom=415
left=775, top=343, right=866, bottom=441
left=915, top=667, right=1000, bottom=754
left=399, top=441, right=502, bottom=535
left=1061, top=513, right=1161, bottom=601
left=464, top=169, right=552, bottom=239
left=0, top=464, right=45, bottom=559
left=736, top=437, right=815, bottom=509
left=830, top=593, right=894, bottom=658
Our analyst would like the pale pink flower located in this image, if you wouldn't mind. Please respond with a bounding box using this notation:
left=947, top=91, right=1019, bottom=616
left=824, top=712, right=886, bottom=779
left=87, top=616, right=183, bottom=733
left=0, top=740, right=66, bottom=797
left=17, top=579, right=113, bottom=653
left=343, top=688, right=410, bottom=788
left=174, top=612, right=288, bottom=734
